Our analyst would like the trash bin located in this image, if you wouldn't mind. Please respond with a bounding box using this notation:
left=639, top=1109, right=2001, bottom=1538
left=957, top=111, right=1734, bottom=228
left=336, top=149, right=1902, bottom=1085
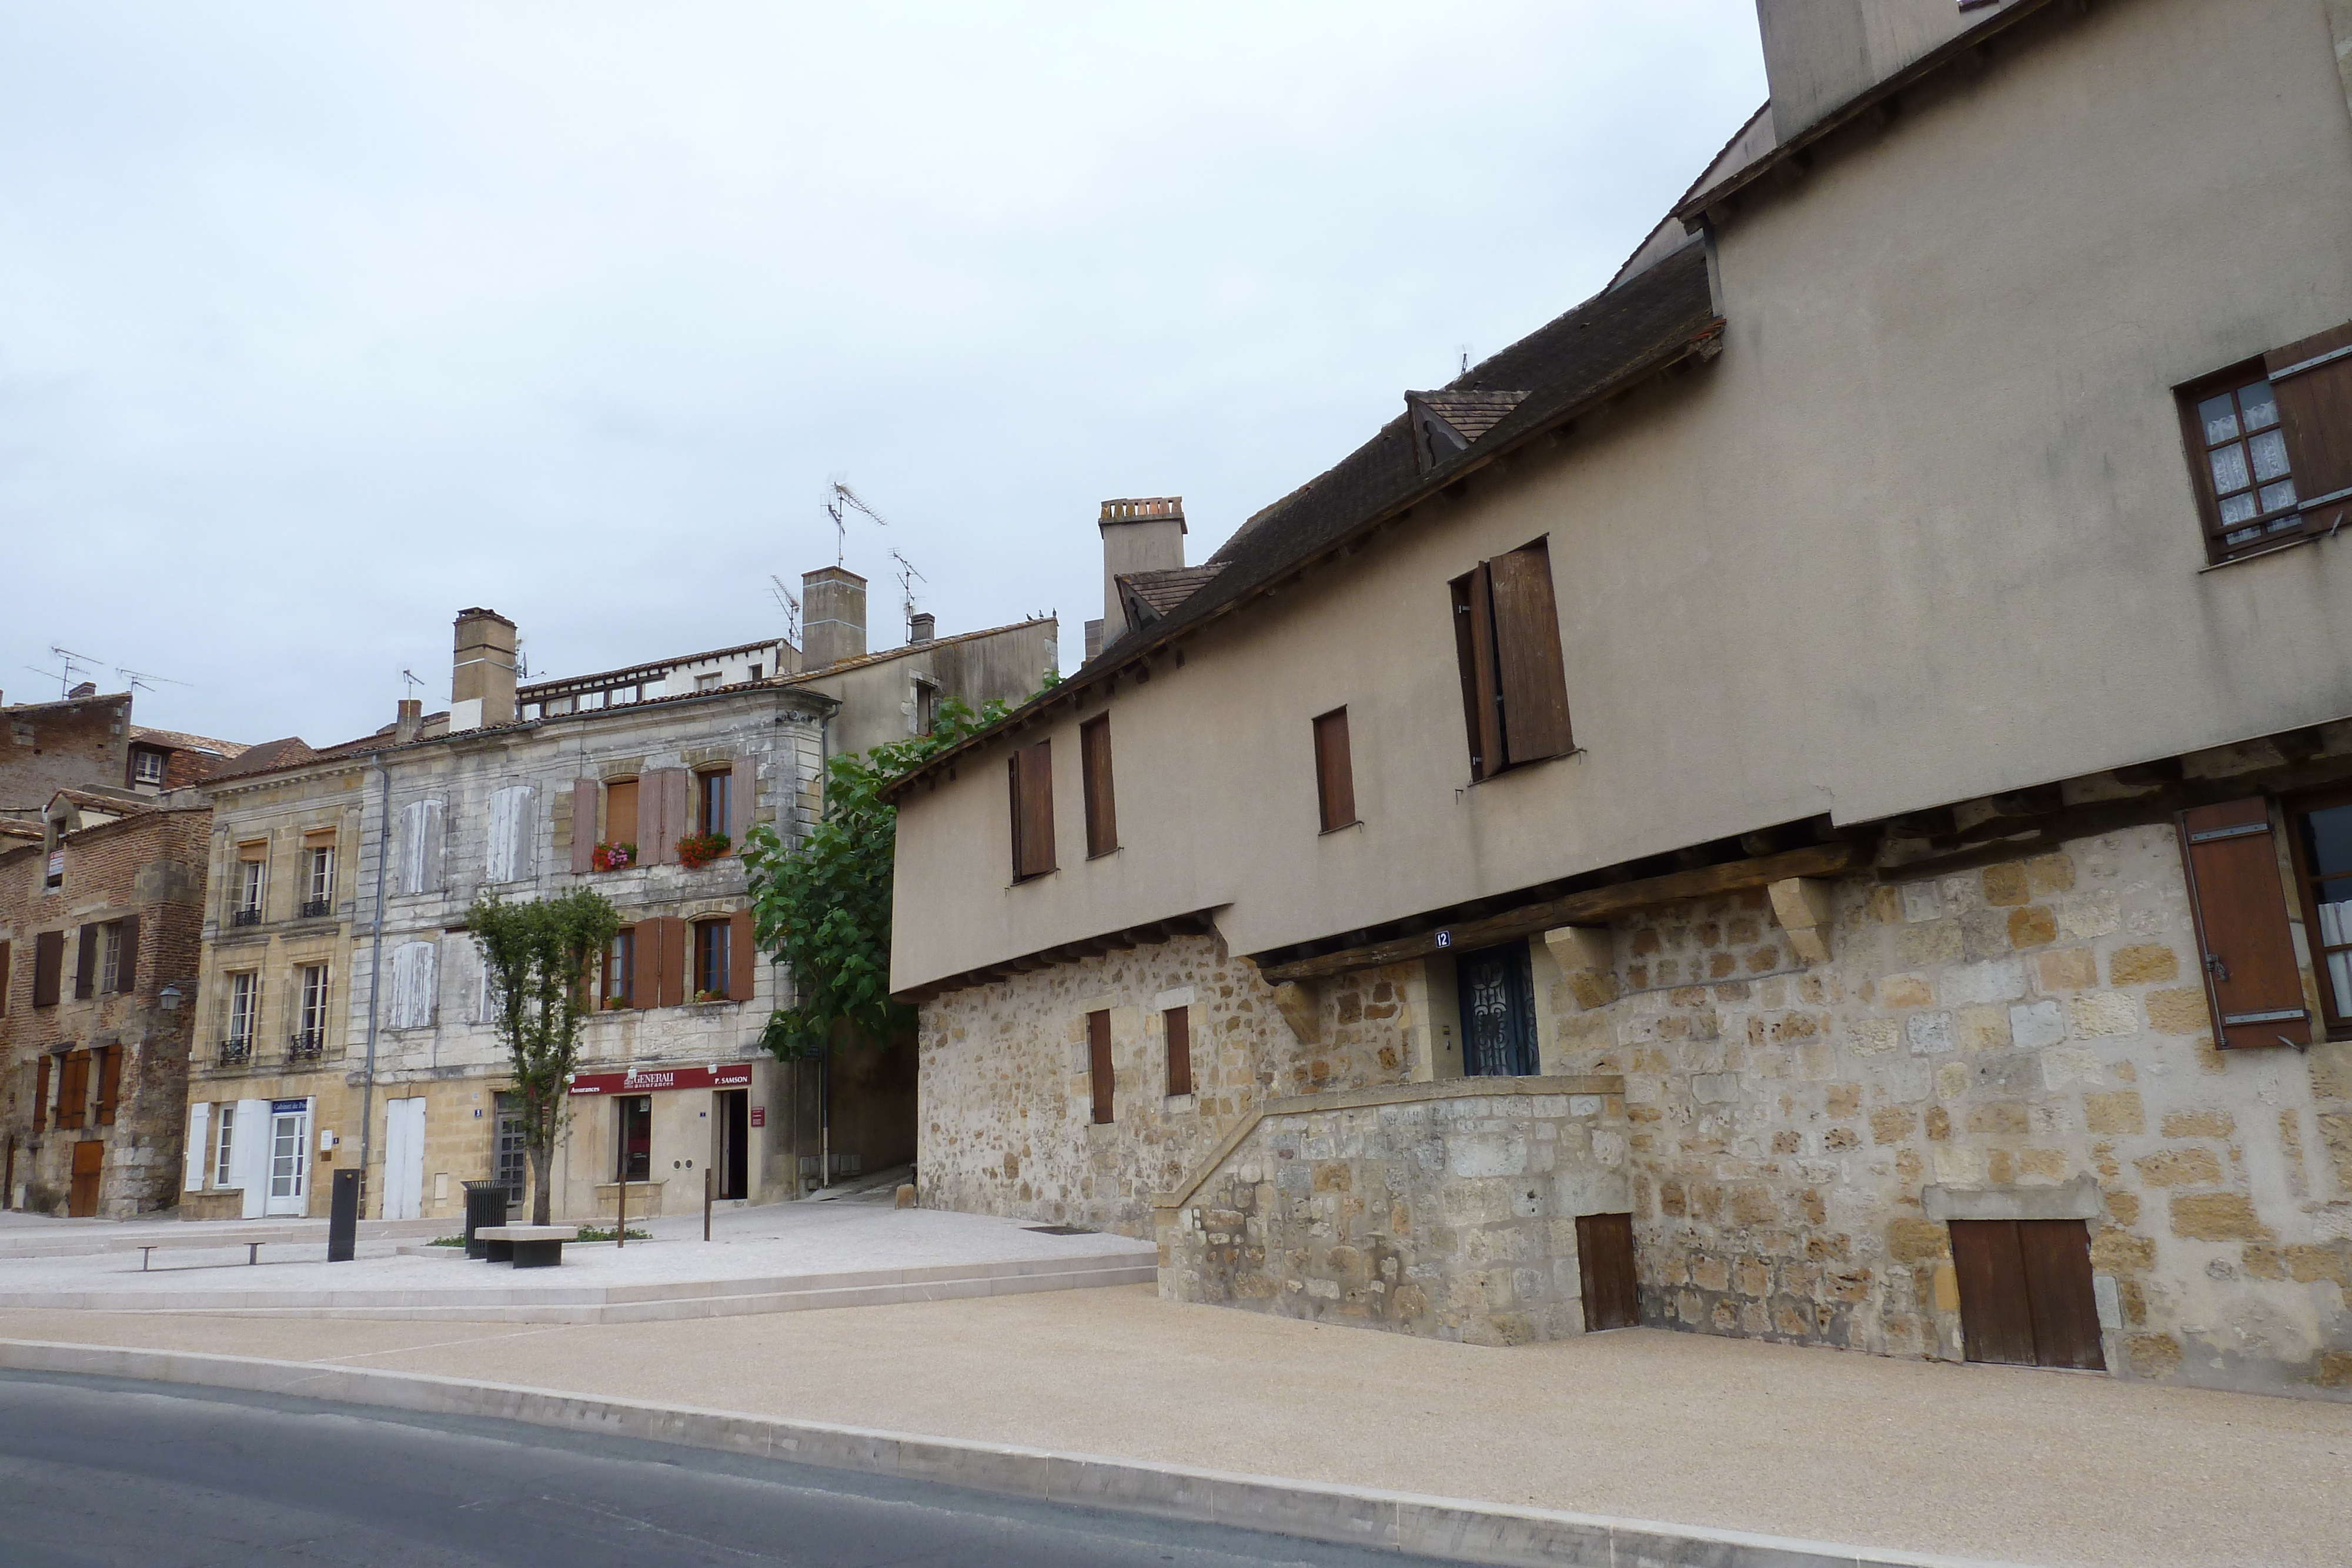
left=462, top=1181, right=509, bottom=1259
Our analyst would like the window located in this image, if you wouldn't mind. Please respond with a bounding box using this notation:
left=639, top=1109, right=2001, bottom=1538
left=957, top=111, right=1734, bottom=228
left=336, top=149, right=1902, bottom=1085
left=1165, top=1005, right=1192, bottom=1098
left=130, top=748, right=166, bottom=787
left=2290, top=789, right=2352, bottom=1038
left=1088, top=1009, right=1114, bottom=1124
left=226, top=971, right=259, bottom=1060
left=616, top=1095, right=652, bottom=1181
left=749, top=663, right=764, bottom=682
left=606, top=778, right=640, bottom=851
left=545, top=694, right=576, bottom=717
left=603, top=928, right=635, bottom=1008
left=234, top=852, right=266, bottom=925
left=295, top=964, right=330, bottom=1054
left=214, top=1104, right=237, bottom=1187
left=698, top=770, right=731, bottom=839
left=303, top=844, right=334, bottom=917
left=1312, top=708, right=1357, bottom=831
left=1008, top=740, right=1056, bottom=881
left=56, top=1049, right=90, bottom=1131
left=100, top=923, right=123, bottom=994
left=914, top=679, right=938, bottom=736
left=1449, top=537, right=1573, bottom=780
left=2178, top=799, right=2311, bottom=1049
left=45, top=848, right=62, bottom=891
left=694, top=918, right=731, bottom=1000
left=1080, top=716, right=1117, bottom=858
left=494, top=1092, right=528, bottom=1203
left=696, top=671, right=723, bottom=692
left=2178, top=323, right=2352, bottom=563
left=95, top=1045, right=122, bottom=1126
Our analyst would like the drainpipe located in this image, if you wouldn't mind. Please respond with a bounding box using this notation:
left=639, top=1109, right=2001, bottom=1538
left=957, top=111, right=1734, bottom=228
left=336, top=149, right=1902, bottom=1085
left=817, top=704, right=831, bottom=1191
left=358, top=759, right=391, bottom=1219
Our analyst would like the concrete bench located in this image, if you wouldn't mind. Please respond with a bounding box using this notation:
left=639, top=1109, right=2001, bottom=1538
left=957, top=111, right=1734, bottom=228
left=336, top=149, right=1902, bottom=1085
left=476, top=1225, right=572, bottom=1269
left=135, top=1228, right=313, bottom=1271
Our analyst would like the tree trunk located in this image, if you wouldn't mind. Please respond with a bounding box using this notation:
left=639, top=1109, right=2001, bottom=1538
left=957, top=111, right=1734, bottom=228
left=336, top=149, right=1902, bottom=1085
left=528, top=1141, right=554, bottom=1226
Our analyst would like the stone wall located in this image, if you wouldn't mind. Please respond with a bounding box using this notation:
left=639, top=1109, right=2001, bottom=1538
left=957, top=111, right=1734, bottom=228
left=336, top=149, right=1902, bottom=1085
left=917, top=934, right=1420, bottom=1236
left=1539, top=824, right=2352, bottom=1399
left=1158, top=1076, right=1628, bottom=1345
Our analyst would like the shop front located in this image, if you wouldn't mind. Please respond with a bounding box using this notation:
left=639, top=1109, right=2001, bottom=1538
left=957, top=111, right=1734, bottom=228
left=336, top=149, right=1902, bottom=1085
left=554, top=1059, right=778, bottom=1219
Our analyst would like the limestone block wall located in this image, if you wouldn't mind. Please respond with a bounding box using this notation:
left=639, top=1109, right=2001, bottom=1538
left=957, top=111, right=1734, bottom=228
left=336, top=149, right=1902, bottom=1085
left=1541, top=824, right=2352, bottom=1399
left=1158, top=1076, right=1628, bottom=1345
left=917, top=934, right=1420, bottom=1236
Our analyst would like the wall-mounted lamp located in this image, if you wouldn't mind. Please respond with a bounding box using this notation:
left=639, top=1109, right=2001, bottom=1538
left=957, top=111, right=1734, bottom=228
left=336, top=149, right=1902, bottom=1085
left=158, top=984, right=183, bottom=1012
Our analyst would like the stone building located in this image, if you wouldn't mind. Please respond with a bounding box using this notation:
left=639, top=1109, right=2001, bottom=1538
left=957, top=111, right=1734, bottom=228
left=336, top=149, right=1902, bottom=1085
left=2, top=685, right=246, bottom=819
left=181, top=587, right=1054, bottom=1226
left=889, top=0, right=2352, bottom=1400
left=0, top=795, right=211, bottom=1215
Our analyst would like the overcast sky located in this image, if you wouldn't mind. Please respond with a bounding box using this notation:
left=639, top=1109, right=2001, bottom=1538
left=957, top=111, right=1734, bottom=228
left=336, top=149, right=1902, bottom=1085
left=0, top=2, right=1765, bottom=749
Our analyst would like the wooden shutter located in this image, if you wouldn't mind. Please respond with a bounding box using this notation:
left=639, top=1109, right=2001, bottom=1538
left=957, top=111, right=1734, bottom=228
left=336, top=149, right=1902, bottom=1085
left=1575, top=1212, right=1641, bottom=1332
left=570, top=779, right=599, bottom=873
left=114, top=915, right=139, bottom=995
left=606, top=778, right=640, bottom=852
left=1088, top=1009, right=1114, bottom=1124
left=1950, top=1219, right=2104, bottom=1370
left=58, top=1049, right=89, bottom=1130
left=74, top=924, right=98, bottom=999
left=657, top=917, right=688, bottom=1008
left=1080, top=716, right=1117, bottom=858
left=666, top=770, right=693, bottom=860
left=0, top=939, right=11, bottom=1011
left=641, top=768, right=690, bottom=864
left=95, top=1045, right=123, bottom=1126
left=1489, top=540, right=1573, bottom=764
left=1451, top=564, right=1502, bottom=780
left=33, top=931, right=64, bottom=1007
left=1011, top=741, right=1055, bottom=880
left=1950, top=1219, right=2036, bottom=1366
left=727, top=909, right=756, bottom=1002
left=1312, top=708, right=1356, bottom=831
left=2179, top=799, right=2311, bottom=1049
left=2264, top=322, right=2352, bottom=529
left=727, top=755, right=755, bottom=838
left=1165, top=1005, right=1191, bottom=1098
left=33, top=1054, right=50, bottom=1132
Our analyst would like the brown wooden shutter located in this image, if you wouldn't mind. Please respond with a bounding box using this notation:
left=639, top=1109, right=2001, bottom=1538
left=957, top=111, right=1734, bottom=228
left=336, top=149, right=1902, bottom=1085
left=626, top=922, right=655, bottom=1009
left=643, top=768, right=690, bottom=864
left=1451, top=564, right=1502, bottom=780
left=33, top=1053, right=49, bottom=1132
left=727, top=755, right=754, bottom=839
left=2179, top=799, right=2311, bottom=1049
left=74, top=924, right=98, bottom=999
left=666, top=770, right=693, bottom=860
left=1312, top=708, right=1355, bottom=831
left=1489, top=540, right=1573, bottom=765
left=727, top=909, right=756, bottom=1002
left=570, top=779, right=599, bottom=873
left=659, top=917, right=688, bottom=1008
left=1950, top=1218, right=2104, bottom=1370
left=606, top=778, right=640, bottom=853
left=1088, top=1009, right=1114, bottom=1124
left=1, top=938, right=12, bottom=1011
left=2264, top=322, right=2352, bottom=530
left=1080, top=716, right=1116, bottom=858
left=32, top=931, right=64, bottom=1007
left=1950, top=1218, right=2035, bottom=1366
left=1013, top=741, right=1055, bottom=879
left=57, top=1049, right=89, bottom=1130
left=95, top=1045, right=123, bottom=1126
left=114, top=915, right=139, bottom=995
left=1165, top=1005, right=1191, bottom=1098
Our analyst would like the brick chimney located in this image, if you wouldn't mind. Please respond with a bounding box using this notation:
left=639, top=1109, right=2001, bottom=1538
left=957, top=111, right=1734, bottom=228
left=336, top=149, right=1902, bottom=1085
left=450, top=608, right=517, bottom=733
left=395, top=698, right=422, bottom=744
left=1099, top=497, right=1185, bottom=636
left=802, top=567, right=867, bottom=668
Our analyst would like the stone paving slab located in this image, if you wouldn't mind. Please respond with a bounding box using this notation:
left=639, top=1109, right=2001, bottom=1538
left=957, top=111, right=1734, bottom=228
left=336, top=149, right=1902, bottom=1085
left=2, top=1288, right=2344, bottom=1567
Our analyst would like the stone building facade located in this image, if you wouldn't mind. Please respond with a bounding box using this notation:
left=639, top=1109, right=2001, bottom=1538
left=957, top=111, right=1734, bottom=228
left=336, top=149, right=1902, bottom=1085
left=0, top=803, right=210, bottom=1216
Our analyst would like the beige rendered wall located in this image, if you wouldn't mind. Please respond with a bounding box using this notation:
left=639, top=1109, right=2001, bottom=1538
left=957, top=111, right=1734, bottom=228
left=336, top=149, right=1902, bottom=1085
left=892, top=0, right=2352, bottom=991
left=797, top=619, right=1058, bottom=762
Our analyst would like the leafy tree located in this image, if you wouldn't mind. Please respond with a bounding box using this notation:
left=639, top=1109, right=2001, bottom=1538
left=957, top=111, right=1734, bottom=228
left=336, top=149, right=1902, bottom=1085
left=467, top=888, right=620, bottom=1223
left=742, top=691, right=1028, bottom=1061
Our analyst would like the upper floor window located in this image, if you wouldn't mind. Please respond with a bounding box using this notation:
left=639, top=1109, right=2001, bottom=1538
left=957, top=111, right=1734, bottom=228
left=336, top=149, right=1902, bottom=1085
left=295, top=964, right=330, bottom=1055
left=1007, top=740, right=1056, bottom=882
left=99, top=922, right=123, bottom=994
left=226, top=971, right=259, bottom=1057
left=693, top=918, right=731, bottom=1000
left=233, top=853, right=266, bottom=925
left=1312, top=708, right=1357, bottom=832
left=1080, top=716, right=1117, bottom=858
left=603, top=927, right=636, bottom=1009
left=2179, top=323, right=2352, bottom=563
left=129, top=747, right=166, bottom=787
left=696, top=671, right=723, bottom=692
left=914, top=678, right=939, bottom=736
left=303, top=844, right=335, bottom=917
left=697, top=769, right=732, bottom=839
left=1449, top=537, right=1573, bottom=781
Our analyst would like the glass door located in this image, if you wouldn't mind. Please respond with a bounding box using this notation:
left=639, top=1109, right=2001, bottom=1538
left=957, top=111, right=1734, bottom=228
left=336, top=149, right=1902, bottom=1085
left=265, top=1101, right=310, bottom=1215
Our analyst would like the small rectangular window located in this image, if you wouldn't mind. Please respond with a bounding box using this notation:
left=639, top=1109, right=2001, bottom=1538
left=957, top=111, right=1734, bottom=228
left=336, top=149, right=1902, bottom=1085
left=698, top=770, right=732, bottom=839
left=1450, top=539, right=1572, bottom=780
left=694, top=920, right=730, bottom=1000
left=1312, top=708, right=1357, bottom=831
left=226, top=971, right=259, bottom=1055
left=604, top=928, right=636, bottom=1008
left=296, top=964, right=330, bottom=1052
left=2179, top=323, right=2352, bottom=563
left=1088, top=1008, right=1114, bottom=1124
left=606, top=778, right=640, bottom=850
left=1080, top=715, right=1117, bottom=858
left=1165, top=1005, right=1192, bottom=1098
left=696, top=671, right=723, bottom=691
left=306, top=845, right=335, bottom=914
left=99, top=923, right=122, bottom=994
left=1008, top=740, right=1057, bottom=881
left=214, top=1104, right=237, bottom=1186
left=131, top=748, right=166, bottom=786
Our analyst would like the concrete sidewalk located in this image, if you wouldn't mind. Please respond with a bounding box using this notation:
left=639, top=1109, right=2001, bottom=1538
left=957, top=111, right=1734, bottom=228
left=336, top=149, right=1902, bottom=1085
left=4, top=1287, right=2344, bottom=1568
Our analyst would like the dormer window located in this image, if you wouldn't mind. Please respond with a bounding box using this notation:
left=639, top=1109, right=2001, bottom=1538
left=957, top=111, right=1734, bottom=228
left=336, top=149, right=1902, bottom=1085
left=129, top=748, right=167, bottom=787
left=1404, top=390, right=1531, bottom=474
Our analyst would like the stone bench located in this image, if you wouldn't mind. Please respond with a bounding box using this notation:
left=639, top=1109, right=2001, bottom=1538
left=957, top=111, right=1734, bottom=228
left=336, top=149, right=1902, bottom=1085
left=475, top=1225, right=572, bottom=1269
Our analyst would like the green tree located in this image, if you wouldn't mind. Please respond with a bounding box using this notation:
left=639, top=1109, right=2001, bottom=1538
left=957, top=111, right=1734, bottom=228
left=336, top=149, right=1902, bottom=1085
left=467, top=887, right=621, bottom=1223
left=741, top=690, right=1033, bottom=1061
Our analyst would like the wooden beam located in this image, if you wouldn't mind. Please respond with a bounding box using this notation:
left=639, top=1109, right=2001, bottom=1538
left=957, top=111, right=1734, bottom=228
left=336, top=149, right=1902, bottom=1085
left=1256, top=842, right=1860, bottom=985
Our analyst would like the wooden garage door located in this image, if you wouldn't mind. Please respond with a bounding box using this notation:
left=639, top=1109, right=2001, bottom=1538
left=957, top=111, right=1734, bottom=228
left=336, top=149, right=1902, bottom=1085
left=1949, top=1219, right=2104, bottom=1370
left=1576, top=1211, right=1641, bottom=1332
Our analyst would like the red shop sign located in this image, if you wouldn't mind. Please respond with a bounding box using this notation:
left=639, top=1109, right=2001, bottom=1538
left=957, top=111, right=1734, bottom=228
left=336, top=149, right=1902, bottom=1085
left=749, top=1106, right=766, bottom=1127
left=568, top=1062, right=754, bottom=1096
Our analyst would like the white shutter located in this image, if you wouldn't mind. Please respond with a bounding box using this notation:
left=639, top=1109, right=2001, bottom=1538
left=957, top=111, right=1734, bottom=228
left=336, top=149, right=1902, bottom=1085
left=389, top=941, right=437, bottom=1029
left=232, top=1098, right=272, bottom=1218
left=183, top=1102, right=211, bottom=1191
left=396, top=800, right=446, bottom=894
left=486, top=785, right=535, bottom=882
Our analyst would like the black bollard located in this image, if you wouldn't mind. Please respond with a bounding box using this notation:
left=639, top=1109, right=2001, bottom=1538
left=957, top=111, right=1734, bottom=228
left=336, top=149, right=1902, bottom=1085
left=327, top=1168, right=362, bottom=1262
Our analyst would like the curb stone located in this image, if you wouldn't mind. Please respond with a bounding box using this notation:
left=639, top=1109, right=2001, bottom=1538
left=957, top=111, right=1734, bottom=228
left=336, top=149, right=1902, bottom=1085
left=0, top=1338, right=2034, bottom=1568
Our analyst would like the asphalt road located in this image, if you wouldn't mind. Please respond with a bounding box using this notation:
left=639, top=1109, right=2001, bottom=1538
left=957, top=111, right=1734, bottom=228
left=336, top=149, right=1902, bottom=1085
left=0, top=1371, right=1457, bottom=1568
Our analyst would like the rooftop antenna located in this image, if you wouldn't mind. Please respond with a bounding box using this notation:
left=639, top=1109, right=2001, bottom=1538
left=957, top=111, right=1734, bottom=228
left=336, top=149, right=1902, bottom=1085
left=400, top=669, right=425, bottom=702
left=22, top=662, right=71, bottom=697
left=1458, top=344, right=1472, bottom=377
left=114, top=664, right=191, bottom=696
left=889, top=549, right=927, bottom=637
left=49, top=645, right=105, bottom=696
left=768, top=576, right=801, bottom=644
left=824, top=478, right=890, bottom=567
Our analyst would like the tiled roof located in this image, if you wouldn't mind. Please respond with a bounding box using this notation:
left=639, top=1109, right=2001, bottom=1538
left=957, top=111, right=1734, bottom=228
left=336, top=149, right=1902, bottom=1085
left=0, top=820, right=45, bottom=841
left=205, top=737, right=320, bottom=780
left=128, top=726, right=249, bottom=758
left=1408, top=390, right=1530, bottom=444
left=1117, top=566, right=1226, bottom=622
left=51, top=787, right=156, bottom=815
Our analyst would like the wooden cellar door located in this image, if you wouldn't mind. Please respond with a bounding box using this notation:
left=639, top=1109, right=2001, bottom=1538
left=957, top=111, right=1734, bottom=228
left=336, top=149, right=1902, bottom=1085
left=1949, top=1218, right=2105, bottom=1370
left=1576, top=1211, right=1641, bottom=1331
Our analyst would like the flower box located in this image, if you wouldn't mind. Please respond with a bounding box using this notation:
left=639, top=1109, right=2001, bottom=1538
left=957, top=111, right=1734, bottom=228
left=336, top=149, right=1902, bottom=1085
left=592, top=841, right=637, bottom=872
left=677, top=831, right=731, bottom=870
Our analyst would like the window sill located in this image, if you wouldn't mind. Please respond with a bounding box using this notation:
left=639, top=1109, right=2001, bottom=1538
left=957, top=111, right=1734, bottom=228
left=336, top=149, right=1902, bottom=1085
left=1318, top=819, right=1364, bottom=837
left=2200, top=526, right=2338, bottom=573
left=1009, top=869, right=1061, bottom=888
left=1462, top=747, right=1586, bottom=788
left=1086, top=847, right=1121, bottom=861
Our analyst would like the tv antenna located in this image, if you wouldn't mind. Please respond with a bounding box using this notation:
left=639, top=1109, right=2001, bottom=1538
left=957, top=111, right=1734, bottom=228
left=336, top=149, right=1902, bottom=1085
left=400, top=669, right=425, bottom=701
left=49, top=645, right=105, bottom=696
left=114, top=664, right=191, bottom=696
left=824, top=479, right=890, bottom=566
left=1457, top=344, right=1472, bottom=377
left=889, top=550, right=927, bottom=636
left=768, top=575, right=801, bottom=644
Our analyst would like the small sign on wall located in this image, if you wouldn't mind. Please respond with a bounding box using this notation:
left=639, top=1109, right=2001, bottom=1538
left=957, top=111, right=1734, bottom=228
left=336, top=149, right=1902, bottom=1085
left=750, top=1105, right=766, bottom=1127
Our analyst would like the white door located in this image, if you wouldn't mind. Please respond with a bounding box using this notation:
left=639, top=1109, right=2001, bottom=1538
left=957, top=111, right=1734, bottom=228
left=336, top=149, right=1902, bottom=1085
left=383, top=1097, right=427, bottom=1220
left=230, top=1098, right=273, bottom=1219
left=264, top=1099, right=312, bottom=1216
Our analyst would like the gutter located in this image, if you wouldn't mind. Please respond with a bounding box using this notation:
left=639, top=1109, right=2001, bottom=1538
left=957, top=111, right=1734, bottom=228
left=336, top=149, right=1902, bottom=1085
left=358, top=759, right=390, bottom=1218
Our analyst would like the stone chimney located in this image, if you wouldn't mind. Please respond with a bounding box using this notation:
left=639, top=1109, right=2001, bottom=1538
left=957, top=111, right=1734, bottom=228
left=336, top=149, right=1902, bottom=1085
left=450, top=608, right=517, bottom=733
left=1084, top=620, right=1104, bottom=663
left=1100, top=497, right=1185, bottom=636
left=1756, top=0, right=2017, bottom=145
left=802, top=567, right=867, bottom=669
left=395, top=699, right=422, bottom=744
left=908, top=611, right=936, bottom=645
